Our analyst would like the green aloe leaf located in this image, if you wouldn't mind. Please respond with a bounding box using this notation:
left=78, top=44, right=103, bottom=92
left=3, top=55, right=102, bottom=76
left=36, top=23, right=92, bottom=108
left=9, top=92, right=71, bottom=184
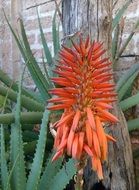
left=47, top=159, right=76, bottom=190
left=10, top=74, right=26, bottom=190
left=39, top=152, right=62, bottom=189
left=116, top=64, right=139, bottom=92
left=0, top=68, right=40, bottom=102
left=112, top=0, right=131, bottom=30
left=112, top=24, right=119, bottom=60
left=37, top=11, right=53, bottom=66
left=118, top=71, right=138, bottom=101
left=4, top=12, right=51, bottom=101
left=0, top=112, right=43, bottom=125
left=0, top=85, right=44, bottom=112
left=37, top=10, right=54, bottom=81
left=0, top=125, right=11, bottom=190
left=52, top=10, right=60, bottom=56
left=127, top=118, right=139, bottom=131
left=26, top=110, right=50, bottom=190
left=120, top=92, right=139, bottom=111
left=6, top=153, right=19, bottom=190
left=19, top=19, right=51, bottom=101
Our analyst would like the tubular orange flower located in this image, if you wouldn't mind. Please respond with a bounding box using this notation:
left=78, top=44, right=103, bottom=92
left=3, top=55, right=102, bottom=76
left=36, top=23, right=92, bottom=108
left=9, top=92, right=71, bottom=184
left=48, top=36, right=118, bottom=180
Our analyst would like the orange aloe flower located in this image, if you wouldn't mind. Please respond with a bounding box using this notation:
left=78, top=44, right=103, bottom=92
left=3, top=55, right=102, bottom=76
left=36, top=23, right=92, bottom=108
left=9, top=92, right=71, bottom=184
left=48, top=36, right=118, bottom=180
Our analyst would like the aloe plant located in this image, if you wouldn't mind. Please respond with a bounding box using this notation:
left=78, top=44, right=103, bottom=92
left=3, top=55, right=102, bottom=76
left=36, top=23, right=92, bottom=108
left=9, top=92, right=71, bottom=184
left=0, top=9, right=76, bottom=190
left=0, top=2, right=139, bottom=190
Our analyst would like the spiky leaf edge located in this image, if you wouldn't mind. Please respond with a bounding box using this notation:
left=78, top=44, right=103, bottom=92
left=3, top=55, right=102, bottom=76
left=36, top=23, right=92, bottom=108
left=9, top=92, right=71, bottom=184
left=26, top=110, right=50, bottom=190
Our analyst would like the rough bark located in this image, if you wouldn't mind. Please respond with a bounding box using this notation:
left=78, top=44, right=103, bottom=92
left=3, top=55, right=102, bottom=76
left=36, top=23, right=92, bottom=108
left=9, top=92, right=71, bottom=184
left=62, top=0, right=135, bottom=189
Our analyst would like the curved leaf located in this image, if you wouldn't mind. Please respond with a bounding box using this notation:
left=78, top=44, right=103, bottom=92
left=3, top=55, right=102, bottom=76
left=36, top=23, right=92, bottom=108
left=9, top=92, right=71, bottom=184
left=47, top=159, right=76, bottom=190
left=4, top=12, right=51, bottom=101
left=37, top=11, right=54, bottom=82
left=118, top=71, right=138, bottom=101
left=10, top=74, right=26, bottom=190
left=127, top=118, right=139, bottom=131
left=39, top=152, right=62, bottom=190
left=120, top=92, right=139, bottom=111
left=26, top=110, right=50, bottom=190
left=52, top=10, right=60, bottom=56
left=0, top=85, right=44, bottom=112
left=116, top=64, right=139, bottom=92
left=0, top=112, right=43, bottom=125
left=0, top=68, right=40, bottom=102
left=20, top=19, right=51, bottom=101
left=112, top=0, right=131, bottom=30
left=0, top=125, right=11, bottom=190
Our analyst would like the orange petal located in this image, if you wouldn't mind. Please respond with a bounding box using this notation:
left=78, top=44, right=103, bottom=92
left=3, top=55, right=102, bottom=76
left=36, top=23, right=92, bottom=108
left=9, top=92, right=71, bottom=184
left=91, top=155, right=98, bottom=171
left=95, top=62, right=111, bottom=69
left=92, top=131, right=101, bottom=158
left=67, top=129, right=75, bottom=155
left=92, top=69, right=112, bottom=78
left=62, top=45, right=75, bottom=55
left=106, top=134, right=116, bottom=142
left=49, top=88, right=74, bottom=98
left=87, top=43, right=94, bottom=62
left=92, top=93, right=116, bottom=99
left=71, top=110, right=81, bottom=131
left=71, top=40, right=81, bottom=54
left=86, top=107, right=96, bottom=130
left=54, top=136, right=61, bottom=149
left=97, top=159, right=103, bottom=180
left=95, top=102, right=113, bottom=109
left=60, top=50, right=74, bottom=62
left=51, top=77, right=74, bottom=87
left=94, top=83, right=115, bottom=89
left=64, top=87, right=78, bottom=94
left=92, top=58, right=108, bottom=67
left=78, top=132, right=85, bottom=159
left=85, top=120, right=93, bottom=147
left=76, top=54, right=83, bottom=65
left=61, top=126, right=69, bottom=142
left=94, top=73, right=113, bottom=80
left=95, top=116, right=107, bottom=161
left=57, top=138, right=67, bottom=151
left=100, top=99, right=117, bottom=103
left=54, top=126, right=63, bottom=148
left=47, top=104, right=71, bottom=110
left=48, top=98, right=75, bottom=104
left=98, top=76, right=113, bottom=83
left=56, top=112, right=74, bottom=127
left=101, top=135, right=108, bottom=161
left=56, top=65, right=73, bottom=72
left=83, top=144, right=93, bottom=157
left=52, top=150, right=63, bottom=162
left=72, top=134, right=79, bottom=159
left=93, top=42, right=103, bottom=52
left=91, top=155, right=103, bottom=180
left=79, top=37, right=86, bottom=56
left=98, top=108, right=119, bottom=123
left=92, top=50, right=106, bottom=61
left=85, top=35, right=90, bottom=48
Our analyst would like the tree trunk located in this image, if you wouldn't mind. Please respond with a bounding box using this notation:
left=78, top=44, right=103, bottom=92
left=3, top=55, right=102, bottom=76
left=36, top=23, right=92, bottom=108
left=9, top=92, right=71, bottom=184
left=62, top=0, right=135, bottom=189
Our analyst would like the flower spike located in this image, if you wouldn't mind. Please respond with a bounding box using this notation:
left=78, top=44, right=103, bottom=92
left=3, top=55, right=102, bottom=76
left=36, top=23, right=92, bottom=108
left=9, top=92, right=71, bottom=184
left=48, top=36, right=118, bottom=180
